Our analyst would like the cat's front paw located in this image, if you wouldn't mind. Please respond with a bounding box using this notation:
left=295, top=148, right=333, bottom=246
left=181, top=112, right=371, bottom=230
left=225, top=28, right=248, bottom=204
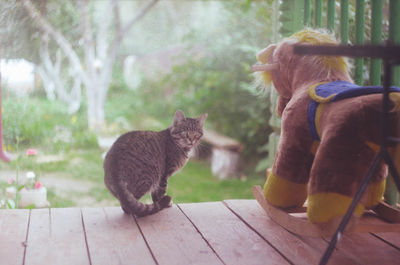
left=121, top=204, right=131, bottom=214
left=151, top=190, right=164, bottom=202
left=158, top=195, right=173, bottom=208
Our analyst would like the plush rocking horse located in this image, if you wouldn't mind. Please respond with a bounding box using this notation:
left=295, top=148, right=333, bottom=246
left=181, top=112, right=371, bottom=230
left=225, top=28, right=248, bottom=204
left=252, top=28, right=400, bottom=236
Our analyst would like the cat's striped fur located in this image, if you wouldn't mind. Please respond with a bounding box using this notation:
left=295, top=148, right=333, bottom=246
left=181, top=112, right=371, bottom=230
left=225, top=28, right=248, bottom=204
left=104, top=110, right=207, bottom=217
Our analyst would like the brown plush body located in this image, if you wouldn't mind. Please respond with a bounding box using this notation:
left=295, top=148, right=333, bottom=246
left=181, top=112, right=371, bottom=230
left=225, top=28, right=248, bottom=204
left=254, top=29, right=400, bottom=226
left=275, top=84, right=395, bottom=197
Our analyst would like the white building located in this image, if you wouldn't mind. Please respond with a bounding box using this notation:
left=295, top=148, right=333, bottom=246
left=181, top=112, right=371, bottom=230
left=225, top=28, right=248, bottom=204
left=0, top=59, right=35, bottom=96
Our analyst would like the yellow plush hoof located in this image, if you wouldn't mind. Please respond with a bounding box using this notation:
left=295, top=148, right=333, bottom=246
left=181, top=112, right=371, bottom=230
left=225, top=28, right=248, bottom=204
left=307, top=192, right=365, bottom=224
left=263, top=172, right=307, bottom=208
left=365, top=179, right=386, bottom=209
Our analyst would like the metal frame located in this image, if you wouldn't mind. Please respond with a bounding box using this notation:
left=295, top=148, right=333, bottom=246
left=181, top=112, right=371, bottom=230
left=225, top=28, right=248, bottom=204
left=293, top=43, right=400, bottom=265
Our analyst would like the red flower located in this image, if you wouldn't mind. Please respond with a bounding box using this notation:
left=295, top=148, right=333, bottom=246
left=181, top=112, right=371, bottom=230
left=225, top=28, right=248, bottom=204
left=26, top=149, right=38, bottom=156
left=34, top=181, right=42, bottom=189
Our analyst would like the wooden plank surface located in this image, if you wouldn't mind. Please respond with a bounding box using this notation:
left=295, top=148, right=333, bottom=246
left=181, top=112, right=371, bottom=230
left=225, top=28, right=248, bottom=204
left=0, top=209, right=29, bottom=265
left=82, top=207, right=155, bottom=265
left=179, top=201, right=289, bottom=265
left=334, top=233, right=400, bottom=265
left=1, top=201, right=400, bottom=265
left=50, top=208, right=90, bottom=264
left=224, top=200, right=358, bottom=265
left=136, top=204, right=222, bottom=265
left=373, top=232, right=400, bottom=249
left=24, top=208, right=90, bottom=265
left=359, top=213, right=400, bottom=249
left=24, top=208, right=51, bottom=265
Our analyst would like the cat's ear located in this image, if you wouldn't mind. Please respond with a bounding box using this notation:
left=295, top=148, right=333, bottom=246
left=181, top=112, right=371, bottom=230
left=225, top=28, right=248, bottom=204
left=173, top=110, right=185, bottom=125
left=198, top=113, right=208, bottom=127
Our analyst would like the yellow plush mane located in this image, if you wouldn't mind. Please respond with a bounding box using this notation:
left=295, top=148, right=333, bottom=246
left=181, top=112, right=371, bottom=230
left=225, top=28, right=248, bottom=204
left=254, top=29, right=349, bottom=91
left=290, top=29, right=349, bottom=74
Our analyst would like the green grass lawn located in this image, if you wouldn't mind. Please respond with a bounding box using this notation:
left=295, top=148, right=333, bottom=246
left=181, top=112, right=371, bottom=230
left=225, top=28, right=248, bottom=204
left=169, top=160, right=264, bottom=203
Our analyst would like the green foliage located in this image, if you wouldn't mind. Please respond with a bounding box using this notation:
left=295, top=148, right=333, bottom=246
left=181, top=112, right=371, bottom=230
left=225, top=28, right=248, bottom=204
left=137, top=45, right=271, bottom=170
left=105, top=65, right=141, bottom=127
left=2, top=96, right=98, bottom=151
left=3, top=97, right=67, bottom=147
left=127, top=0, right=276, bottom=172
left=46, top=189, right=75, bottom=208
left=0, top=0, right=81, bottom=62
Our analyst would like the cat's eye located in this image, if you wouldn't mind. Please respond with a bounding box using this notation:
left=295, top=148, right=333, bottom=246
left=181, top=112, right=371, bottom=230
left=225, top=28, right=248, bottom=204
left=194, top=132, right=202, bottom=139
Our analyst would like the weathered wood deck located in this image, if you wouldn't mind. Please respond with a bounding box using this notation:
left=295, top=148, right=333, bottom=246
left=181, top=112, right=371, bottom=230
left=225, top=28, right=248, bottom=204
left=1, top=200, right=399, bottom=265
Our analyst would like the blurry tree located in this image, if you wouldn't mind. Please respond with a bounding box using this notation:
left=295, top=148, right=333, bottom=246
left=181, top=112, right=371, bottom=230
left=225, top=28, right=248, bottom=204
left=35, top=0, right=82, bottom=112
left=0, top=1, right=39, bottom=62
left=119, top=0, right=203, bottom=56
left=19, top=0, right=159, bottom=130
left=1, top=0, right=83, bottom=112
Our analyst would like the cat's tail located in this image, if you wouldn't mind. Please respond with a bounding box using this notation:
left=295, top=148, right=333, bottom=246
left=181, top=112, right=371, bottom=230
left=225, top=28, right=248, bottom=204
left=126, top=195, right=172, bottom=217
left=116, top=181, right=172, bottom=217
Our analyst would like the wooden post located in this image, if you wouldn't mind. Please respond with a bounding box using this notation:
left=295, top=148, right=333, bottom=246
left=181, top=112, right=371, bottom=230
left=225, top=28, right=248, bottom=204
left=304, top=0, right=311, bottom=27
left=354, top=0, right=365, bottom=85
left=386, top=175, right=399, bottom=207
left=340, top=0, right=349, bottom=44
left=314, top=0, right=322, bottom=28
left=370, top=0, right=383, bottom=86
left=279, top=0, right=305, bottom=37
left=327, top=0, right=336, bottom=32
left=389, top=0, right=400, bottom=86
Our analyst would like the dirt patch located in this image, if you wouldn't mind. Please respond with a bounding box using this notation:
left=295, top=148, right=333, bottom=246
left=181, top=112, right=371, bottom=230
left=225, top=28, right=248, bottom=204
left=36, top=154, right=66, bottom=164
left=0, top=170, right=116, bottom=207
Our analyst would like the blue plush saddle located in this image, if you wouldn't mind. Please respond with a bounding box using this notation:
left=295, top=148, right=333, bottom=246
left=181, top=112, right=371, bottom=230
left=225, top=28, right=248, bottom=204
left=308, top=80, right=400, bottom=141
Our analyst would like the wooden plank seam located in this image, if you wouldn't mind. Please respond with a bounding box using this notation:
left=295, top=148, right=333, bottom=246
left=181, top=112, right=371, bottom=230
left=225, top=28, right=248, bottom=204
left=22, top=210, right=32, bottom=265
left=133, top=215, right=159, bottom=265
left=80, top=208, right=93, bottom=265
left=222, top=201, right=294, bottom=265
left=370, top=233, right=400, bottom=251
left=176, top=204, right=226, bottom=265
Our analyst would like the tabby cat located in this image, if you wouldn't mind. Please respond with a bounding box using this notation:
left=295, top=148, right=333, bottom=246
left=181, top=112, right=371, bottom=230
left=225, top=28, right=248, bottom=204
left=104, top=110, right=207, bottom=217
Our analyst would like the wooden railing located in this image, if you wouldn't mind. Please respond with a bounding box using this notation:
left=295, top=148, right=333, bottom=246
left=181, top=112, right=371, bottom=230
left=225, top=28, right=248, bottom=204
left=280, top=0, right=399, bottom=86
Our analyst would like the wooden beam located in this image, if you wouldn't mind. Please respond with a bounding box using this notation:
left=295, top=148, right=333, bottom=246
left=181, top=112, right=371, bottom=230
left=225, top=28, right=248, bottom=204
left=293, top=44, right=400, bottom=61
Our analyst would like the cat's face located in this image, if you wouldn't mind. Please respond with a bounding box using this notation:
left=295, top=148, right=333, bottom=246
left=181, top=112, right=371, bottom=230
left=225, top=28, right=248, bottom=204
left=170, top=110, right=207, bottom=150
